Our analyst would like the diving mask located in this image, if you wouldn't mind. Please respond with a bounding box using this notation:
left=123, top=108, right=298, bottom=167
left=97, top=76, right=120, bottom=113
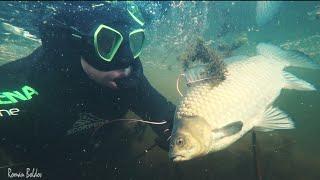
left=41, top=2, right=146, bottom=70
left=73, top=2, right=146, bottom=63
left=92, top=25, right=145, bottom=62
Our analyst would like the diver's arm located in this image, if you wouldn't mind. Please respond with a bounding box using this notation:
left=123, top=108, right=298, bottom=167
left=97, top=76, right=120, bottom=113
left=129, top=59, right=176, bottom=150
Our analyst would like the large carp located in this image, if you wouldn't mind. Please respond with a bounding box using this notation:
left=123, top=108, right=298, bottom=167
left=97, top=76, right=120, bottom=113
left=169, top=43, right=320, bottom=162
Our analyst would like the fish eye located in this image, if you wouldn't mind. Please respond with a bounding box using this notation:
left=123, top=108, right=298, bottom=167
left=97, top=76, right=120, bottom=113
left=176, top=137, right=185, bottom=147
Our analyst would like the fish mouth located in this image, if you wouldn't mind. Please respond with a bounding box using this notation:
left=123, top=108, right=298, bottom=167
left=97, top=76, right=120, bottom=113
left=170, top=155, right=187, bottom=162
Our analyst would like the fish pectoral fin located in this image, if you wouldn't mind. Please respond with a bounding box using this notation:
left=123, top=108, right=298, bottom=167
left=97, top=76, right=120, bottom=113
left=283, top=71, right=316, bottom=91
left=254, top=106, right=295, bottom=132
left=212, top=121, right=243, bottom=139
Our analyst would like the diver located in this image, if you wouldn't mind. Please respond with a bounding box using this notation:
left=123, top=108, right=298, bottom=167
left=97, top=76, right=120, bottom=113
left=0, top=2, right=175, bottom=178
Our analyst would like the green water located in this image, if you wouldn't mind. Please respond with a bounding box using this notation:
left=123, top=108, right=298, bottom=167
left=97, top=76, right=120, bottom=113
left=0, top=1, right=320, bottom=180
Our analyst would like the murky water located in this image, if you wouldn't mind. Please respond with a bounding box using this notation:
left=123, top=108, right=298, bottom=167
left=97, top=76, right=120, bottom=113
left=0, top=1, right=319, bottom=180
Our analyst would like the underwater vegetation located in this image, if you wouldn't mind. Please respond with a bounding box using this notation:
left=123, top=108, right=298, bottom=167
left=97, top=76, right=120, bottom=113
left=215, top=32, right=248, bottom=57
left=176, top=34, right=249, bottom=87
left=177, top=37, right=226, bottom=85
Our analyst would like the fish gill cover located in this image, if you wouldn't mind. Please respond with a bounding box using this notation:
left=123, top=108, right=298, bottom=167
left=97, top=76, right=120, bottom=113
left=177, top=37, right=227, bottom=86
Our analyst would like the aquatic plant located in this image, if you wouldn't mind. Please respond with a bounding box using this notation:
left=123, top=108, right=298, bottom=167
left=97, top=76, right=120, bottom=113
left=177, top=37, right=227, bottom=85
left=216, top=32, right=248, bottom=57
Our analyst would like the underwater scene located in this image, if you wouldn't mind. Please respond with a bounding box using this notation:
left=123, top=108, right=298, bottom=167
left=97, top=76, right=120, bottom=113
left=0, top=1, right=320, bottom=180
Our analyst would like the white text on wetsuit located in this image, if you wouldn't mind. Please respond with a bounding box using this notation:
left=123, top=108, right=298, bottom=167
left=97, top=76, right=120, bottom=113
left=0, top=108, right=20, bottom=117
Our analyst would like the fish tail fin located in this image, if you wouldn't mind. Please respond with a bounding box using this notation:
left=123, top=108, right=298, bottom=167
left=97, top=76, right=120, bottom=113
left=257, top=43, right=320, bottom=69
left=283, top=71, right=316, bottom=91
left=254, top=106, right=295, bottom=132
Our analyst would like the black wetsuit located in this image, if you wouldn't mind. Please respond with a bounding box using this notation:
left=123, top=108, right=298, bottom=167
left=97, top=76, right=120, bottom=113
left=0, top=47, right=175, bottom=178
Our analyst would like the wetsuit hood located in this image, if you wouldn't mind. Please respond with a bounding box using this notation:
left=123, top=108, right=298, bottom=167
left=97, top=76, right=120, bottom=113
left=39, top=2, right=144, bottom=71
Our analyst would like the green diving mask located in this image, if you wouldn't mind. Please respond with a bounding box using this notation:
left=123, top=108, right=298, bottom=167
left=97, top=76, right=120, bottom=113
left=79, top=2, right=145, bottom=63
left=127, top=2, right=145, bottom=26
left=93, top=25, right=145, bottom=62
left=47, top=2, right=147, bottom=65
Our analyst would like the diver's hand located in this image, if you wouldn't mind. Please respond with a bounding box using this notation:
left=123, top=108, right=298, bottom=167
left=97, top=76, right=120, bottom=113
left=114, top=59, right=143, bottom=89
left=81, top=58, right=131, bottom=90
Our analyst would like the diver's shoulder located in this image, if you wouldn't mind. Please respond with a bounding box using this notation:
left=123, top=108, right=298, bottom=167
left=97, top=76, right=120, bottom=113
left=0, top=47, right=44, bottom=88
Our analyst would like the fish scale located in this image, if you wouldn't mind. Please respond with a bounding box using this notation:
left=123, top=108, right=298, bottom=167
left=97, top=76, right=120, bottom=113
left=178, top=56, right=284, bottom=130
left=176, top=56, right=287, bottom=151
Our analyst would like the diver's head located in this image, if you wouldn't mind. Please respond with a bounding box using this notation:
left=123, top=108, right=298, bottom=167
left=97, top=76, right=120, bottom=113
left=39, top=2, right=146, bottom=89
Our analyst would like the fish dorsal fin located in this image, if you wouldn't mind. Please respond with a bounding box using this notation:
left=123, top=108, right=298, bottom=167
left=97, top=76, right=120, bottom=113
left=257, top=43, right=320, bottom=69
left=224, top=55, right=249, bottom=65
left=212, top=121, right=243, bottom=140
left=282, top=71, right=316, bottom=91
